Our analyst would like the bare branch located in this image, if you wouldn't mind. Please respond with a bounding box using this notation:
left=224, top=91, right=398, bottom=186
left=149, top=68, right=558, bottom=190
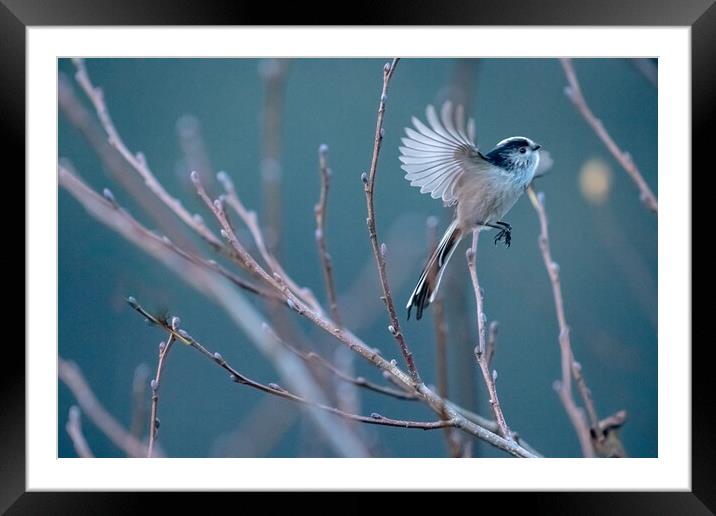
left=65, top=406, right=94, bottom=458
left=217, top=170, right=321, bottom=311
left=60, top=165, right=371, bottom=458
left=560, top=58, right=657, bottom=213
left=528, top=187, right=596, bottom=457
left=629, top=58, right=657, bottom=88
left=129, top=299, right=455, bottom=432
left=59, top=357, right=154, bottom=458
left=61, top=157, right=538, bottom=458
left=266, top=323, right=417, bottom=401
left=314, top=144, right=343, bottom=327
left=59, top=73, right=196, bottom=252
left=148, top=332, right=176, bottom=457
left=362, top=59, right=421, bottom=383
left=466, top=232, right=511, bottom=439
left=72, top=59, right=229, bottom=248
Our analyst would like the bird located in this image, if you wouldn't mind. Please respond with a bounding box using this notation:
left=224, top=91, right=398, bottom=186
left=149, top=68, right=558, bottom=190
left=401, top=101, right=543, bottom=321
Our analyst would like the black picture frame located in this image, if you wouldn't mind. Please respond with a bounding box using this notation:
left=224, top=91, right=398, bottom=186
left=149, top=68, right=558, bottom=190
left=7, top=0, right=707, bottom=511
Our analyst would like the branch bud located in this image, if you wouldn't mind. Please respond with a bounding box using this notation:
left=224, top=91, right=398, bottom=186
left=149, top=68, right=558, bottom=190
left=102, top=188, right=116, bottom=204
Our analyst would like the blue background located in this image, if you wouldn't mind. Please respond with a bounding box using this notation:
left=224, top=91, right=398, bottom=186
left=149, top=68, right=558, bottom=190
left=58, top=58, right=657, bottom=458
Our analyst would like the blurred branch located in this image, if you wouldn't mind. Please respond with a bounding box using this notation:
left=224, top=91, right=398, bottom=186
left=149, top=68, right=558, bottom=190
left=60, top=163, right=536, bottom=458
left=128, top=299, right=455, bottom=432
left=427, top=217, right=463, bottom=457
left=176, top=114, right=215, bottom=189
left=216, top=170, right=321, bottom=311
left=466, top=232, right=511, bottom=440
left=148, top=331, right=176, bottom=458
left=59, top=357, right=153, bottom=458
left=528, top=187, right=627, bottom=457
left=259, top=59, right=289, bottom=255
left=58, top=73, right=197, bottom=252
left=129, top=363, right=150, bottom=439
left=314, top=144, right=360, bottom=414
left=362, top=58, right=421, bottom=384
left=629, top=58, right=657, bottom=88
left=72, top=59, right=226, bottom=250
left=61, top=61, right=541, bottom=458
left=560, top=58, right=657, bottom=214
left=211, top=397, right=298, bottom=457
left=270, top=323, right=417, bottom=401
left=59, top=165, right=371, bottom=458
left=65, top=406, right=94, bottom=458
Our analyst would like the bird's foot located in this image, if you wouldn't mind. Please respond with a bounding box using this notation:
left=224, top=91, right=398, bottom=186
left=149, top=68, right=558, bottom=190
left=494, top=227, right=512, bottom=248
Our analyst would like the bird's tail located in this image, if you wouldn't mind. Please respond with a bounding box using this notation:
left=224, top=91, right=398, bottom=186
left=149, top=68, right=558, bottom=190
left=406, top=219, right=463, bottom=320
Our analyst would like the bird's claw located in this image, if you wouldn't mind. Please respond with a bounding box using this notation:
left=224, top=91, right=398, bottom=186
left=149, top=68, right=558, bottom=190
left=494, top=228, right=512, bottom=248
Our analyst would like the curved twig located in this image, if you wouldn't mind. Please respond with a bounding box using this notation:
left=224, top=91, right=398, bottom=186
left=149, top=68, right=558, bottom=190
left=560, top=58, right=657, bottom=214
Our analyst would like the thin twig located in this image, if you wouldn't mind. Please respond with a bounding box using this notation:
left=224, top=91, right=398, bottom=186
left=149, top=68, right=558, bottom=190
left=60, top=165, right=371, bottom=458
left=72, top=59, right=227, bottom=248
left=267, top=323, right=417, bottom=401
left=528, top=187, right=596, bottom=457
left=59, top=357, right=156, bottom=458
left=217, top=170, right=321, bottom=312
left=362, top=58, right=421, bottom=384
left=560, top=58, right=657, bottom=213
left=58, top=74, right=196, bottom=252
left=466, top=232, right=511, bottom=440
left=314, top=144, right=343, bottom=327
left=313, top=144, right=359, bottom=413
left=61, top=164, right=537, bottom=458
left=65, top=406, right=94, bottom=458
left=148, top=332, right=176, bottom=458
left=128, top=299, right=455, bottom=432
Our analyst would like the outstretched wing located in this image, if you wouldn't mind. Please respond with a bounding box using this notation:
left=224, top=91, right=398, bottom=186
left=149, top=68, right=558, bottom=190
left=399, top=101, right=488, bottom=206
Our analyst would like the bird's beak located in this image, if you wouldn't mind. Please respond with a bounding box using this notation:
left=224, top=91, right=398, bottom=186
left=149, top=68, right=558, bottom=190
left=532, top=143, right=542, bottom=151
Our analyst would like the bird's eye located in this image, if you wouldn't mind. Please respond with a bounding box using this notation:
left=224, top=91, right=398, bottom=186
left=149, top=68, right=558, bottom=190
left=519, top=147, right=527, bottom=154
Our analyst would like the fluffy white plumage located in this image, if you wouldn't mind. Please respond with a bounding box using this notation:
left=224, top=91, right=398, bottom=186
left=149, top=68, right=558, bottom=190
left=399, top=102, right=480, bottom=206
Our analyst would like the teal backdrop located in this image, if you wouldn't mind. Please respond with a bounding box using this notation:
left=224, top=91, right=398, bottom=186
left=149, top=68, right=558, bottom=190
left=58, top=58, right=657, bottom=458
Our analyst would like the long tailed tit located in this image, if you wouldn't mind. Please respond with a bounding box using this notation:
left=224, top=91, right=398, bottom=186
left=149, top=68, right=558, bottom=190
left=402, top=102, right=543, bottom=320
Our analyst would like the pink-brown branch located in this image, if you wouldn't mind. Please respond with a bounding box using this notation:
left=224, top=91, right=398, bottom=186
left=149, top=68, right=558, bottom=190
left=59, top=357, right=158, bottom=458
left=60, top=164, right=536, bottom=457
left=314, top=144, right=343, bottom=327
left=362, top=58, right=421, bottom=384
left=528, top=187, right=596, bottom=457
left=466, top=231, right=511, bottom=440
left=129, top=299, right=455, bottom=432
left=560, top=58, right=657, bottom=214
left=65, top=406, right=94, bottom=458
left=147, top=331, right=176, bottom=458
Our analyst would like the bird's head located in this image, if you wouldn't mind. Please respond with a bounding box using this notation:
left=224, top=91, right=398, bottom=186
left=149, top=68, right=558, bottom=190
left=485, top=136, right=541, bottom=173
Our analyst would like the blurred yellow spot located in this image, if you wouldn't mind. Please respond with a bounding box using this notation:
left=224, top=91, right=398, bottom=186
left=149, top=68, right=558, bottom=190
left=579, top=158, right=612, bottom=205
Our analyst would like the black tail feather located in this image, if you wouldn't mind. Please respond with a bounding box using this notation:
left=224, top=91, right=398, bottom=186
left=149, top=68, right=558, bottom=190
left=406, top=220, right=461, bottom=321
